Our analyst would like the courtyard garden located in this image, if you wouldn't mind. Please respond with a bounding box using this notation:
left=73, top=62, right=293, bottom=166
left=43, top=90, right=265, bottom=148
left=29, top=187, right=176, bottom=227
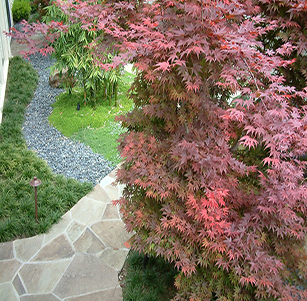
left=5, top=0, right=307, bottom=300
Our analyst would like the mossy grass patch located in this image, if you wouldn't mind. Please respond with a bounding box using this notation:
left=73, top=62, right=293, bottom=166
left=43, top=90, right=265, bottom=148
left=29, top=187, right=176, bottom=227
left=48, top=70, right=135, bottom=164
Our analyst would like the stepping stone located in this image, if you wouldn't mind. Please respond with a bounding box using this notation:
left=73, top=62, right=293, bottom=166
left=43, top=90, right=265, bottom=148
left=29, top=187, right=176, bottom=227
left=98, top=248, right=129, bottom=271
left=14, top=235, right=44, bottom=262
left=19, top=260, right=71, bottom=294
left=73, top=228, right=105, bottom=253
left=103, top=184, right=120, bottom=200
left=0, top=241, right=14, bottom=260
left=0, top=259, right=22, bottom=283
left=66, top=221, right=86, bottom=243
left=20, top=293, right=60, bottom=300
left=91, top=220, right=132, bottom=249
left=70, top=197, right=106, bottom=226
left=53, top=253, right=119, bottom=299
left=99, top=175, right=115, bottom=188
left=102, top=203, right=120, bottom=220
left=65, top=287, right=122, bottom=301
left=32, top=234, right=74, bottom=262
left=107, top=168, right=118, bottom=180
left=0, top=283, right=19, bottom=301
left=13, top=274, right=26, bottom=296
left=86, top=184, right=112, bottom=203
left=43, top=212, right=72, bottom=245
left=118, top=183, right=125, bottom=196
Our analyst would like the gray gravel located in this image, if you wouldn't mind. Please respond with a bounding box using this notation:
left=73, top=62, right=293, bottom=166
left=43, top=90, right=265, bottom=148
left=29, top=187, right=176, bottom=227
left=23, top=54, right=115, bottom=184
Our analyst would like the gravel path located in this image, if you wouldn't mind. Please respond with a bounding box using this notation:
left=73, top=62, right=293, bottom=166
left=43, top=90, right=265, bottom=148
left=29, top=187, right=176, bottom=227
left=23, top=54, right=115, bottom=185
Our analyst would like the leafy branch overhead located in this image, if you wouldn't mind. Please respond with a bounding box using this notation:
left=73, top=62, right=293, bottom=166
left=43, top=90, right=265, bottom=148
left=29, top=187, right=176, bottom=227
left=10, top=0, right=307, bottom=300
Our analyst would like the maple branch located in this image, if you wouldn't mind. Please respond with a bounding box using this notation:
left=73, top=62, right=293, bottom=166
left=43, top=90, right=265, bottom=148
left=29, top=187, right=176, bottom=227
left=230, top=127, right=243, bottom=153
left=201, top=0, right=204, bottom=23
left=240, top=56, right=268, bottom=112
left=230, top=139, right=240, bottom=153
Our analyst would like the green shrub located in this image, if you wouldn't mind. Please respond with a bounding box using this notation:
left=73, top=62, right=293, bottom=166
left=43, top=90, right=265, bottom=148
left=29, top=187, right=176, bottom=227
left=12, top=0, right=31, bottom=22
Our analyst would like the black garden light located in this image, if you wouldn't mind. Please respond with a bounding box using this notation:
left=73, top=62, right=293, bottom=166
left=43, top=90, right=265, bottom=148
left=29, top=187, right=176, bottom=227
left=29, top=176, right=42, bottom=222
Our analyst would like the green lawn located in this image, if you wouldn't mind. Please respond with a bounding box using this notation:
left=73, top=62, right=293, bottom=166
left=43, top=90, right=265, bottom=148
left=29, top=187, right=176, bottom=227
left=0, top=56, right=93, bottom=242
left=48, top=71, right=135, bottom=164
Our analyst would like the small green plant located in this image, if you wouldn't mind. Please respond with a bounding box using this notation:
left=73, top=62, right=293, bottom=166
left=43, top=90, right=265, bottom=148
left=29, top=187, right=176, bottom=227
left=122, top=251, right=178, bottom=301
left=32, top=0, right=50, bottom=19
left=12, top=0, right=31, bottom=22
left=43, top=2, right=120, bottom=106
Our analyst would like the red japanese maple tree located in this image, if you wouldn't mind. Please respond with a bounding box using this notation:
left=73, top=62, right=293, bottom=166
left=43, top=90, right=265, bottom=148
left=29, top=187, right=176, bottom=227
left=11, top=0, right=307, bottom=300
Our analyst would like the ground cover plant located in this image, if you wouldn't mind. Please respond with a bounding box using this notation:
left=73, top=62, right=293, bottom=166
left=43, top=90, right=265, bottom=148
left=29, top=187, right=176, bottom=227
left=10, top=0, right=307, bottom=300
left=0, top=56, right=92, bottom=242
left=48, top=70, right=135, bottom=164
left=121, top=251, right=178, bottom=301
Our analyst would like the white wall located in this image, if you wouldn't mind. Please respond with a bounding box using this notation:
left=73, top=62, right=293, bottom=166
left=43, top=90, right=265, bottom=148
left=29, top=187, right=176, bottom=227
left=0, top=0, right=13, bottom=124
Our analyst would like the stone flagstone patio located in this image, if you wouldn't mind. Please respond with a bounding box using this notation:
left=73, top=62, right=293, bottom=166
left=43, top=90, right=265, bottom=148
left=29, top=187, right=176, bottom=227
left=0, top=168, right=132, bottom=300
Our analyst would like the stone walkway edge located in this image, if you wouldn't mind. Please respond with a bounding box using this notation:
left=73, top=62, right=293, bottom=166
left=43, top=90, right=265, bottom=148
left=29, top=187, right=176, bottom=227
left=0, top=168, right=132, bottom=301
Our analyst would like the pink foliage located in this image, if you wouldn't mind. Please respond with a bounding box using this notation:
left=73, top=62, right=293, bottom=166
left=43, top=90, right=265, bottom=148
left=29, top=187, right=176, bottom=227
left=10, top=0, right=307, bottom=299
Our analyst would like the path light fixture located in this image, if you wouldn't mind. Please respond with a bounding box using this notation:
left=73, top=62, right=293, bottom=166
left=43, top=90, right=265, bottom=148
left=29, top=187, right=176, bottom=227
left=29, top=176, right=42, bottom=222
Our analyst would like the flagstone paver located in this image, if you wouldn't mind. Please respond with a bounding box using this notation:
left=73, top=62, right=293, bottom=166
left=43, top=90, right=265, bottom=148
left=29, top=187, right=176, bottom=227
left=73, top=228, right=105, bottom=253
left=0, top=259, right=22, bottom=282
left=99, top=248, right=130, bottom=271
left=53, top=253, right=119, bottom=299
left=43, top=212, right=72, bottom=245
left=14, top=236, right=44, bottom=262
left=70, top=197, right=107, bottom=225
left=20, top=294, right=61, bottom=301
left=0, top=283, right=19, bottom=301
left=102, top=203, right=120, bottom=219
left=20, top=260, right=71, bottom=294
left=12, top=275, right=26, bottom=296
left=91, top=220, right=131, bottom=249
left=86, top=184, right=112, bottom=203
left=66, top=221, right=86, bottom=243
left=32, top=234, right=74, bottom=261
left=0, top=241, right=14, bottom=260
left=0, top=168, right=132, bottom=300
left=65, top=287, right=122, bottom=301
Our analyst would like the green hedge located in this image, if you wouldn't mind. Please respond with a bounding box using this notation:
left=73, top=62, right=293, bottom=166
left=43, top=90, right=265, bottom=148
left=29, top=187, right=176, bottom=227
left=12, top=0, right=31, bottom=22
